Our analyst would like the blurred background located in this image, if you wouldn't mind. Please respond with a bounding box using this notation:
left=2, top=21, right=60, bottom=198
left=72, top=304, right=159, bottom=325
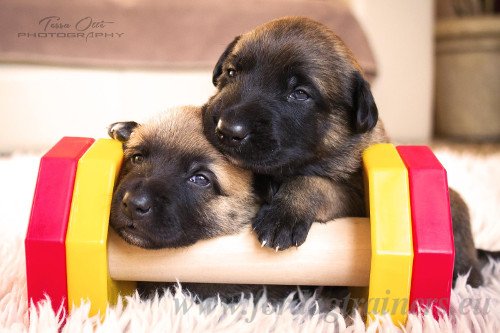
left=0, top=0, right=499, bottom=153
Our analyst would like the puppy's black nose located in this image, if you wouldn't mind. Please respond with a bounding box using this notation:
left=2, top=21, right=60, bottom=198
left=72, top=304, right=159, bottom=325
left=215, top=119, right=249, bottom=146
left=122, top=191, right=152, bottom=220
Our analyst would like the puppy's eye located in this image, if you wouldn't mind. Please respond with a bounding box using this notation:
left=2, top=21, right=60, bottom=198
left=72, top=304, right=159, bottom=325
left=289, top=89, right=310, bottom=101
left=189, top=174, right=211, bottom=187
left=131, top=154, right=144, bottom=165
left=227, top=68, right=237, bottom=78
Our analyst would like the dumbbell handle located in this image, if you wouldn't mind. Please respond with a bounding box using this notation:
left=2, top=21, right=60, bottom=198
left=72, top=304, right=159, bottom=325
left=108, top=217, right=371, bottom=286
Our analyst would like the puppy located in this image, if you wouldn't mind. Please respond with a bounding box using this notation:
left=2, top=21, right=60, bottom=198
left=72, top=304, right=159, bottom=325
left=202, top=16, right=486, bottom=286
left=108, top=105, right=257, bottom=249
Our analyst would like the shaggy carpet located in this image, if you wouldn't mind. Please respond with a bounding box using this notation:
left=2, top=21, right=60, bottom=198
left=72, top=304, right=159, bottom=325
left=0, top=144, right=499, bottom=332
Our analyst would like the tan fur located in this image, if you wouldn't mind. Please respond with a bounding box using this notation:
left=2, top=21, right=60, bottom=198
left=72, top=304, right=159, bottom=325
left=127, top=106, right=212, bottom=159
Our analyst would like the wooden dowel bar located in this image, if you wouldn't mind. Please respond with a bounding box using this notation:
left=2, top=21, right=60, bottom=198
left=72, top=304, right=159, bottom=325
left=108, top=217, right=371, bottom=286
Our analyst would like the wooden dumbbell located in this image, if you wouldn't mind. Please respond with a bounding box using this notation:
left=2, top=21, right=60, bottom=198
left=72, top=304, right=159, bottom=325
left=25, top=140, right=454, bottom=324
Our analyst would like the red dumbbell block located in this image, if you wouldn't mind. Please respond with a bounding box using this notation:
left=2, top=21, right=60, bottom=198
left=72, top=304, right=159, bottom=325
left=25, top=137, right=95, bottom=313
left=396, top=146, right=454, bottom=318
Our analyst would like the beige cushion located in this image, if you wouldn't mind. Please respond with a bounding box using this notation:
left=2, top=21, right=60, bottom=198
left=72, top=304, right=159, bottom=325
left=0, top=0, right=376, bottom=79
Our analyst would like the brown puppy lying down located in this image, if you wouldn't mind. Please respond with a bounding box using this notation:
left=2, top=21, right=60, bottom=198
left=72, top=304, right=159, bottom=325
left=108, top=105, right=306, bottom=299
left=108, top=106, right=256, bottom=250
left=202, top=16, right=492, bottom=287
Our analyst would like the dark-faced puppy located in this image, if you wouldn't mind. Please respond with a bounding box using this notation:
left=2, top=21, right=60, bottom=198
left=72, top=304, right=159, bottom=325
left=203, top=16, right=485, bottom=286
left=203, top=16, right=386, bottom=249
left=108, top=105, right=258, bottom=250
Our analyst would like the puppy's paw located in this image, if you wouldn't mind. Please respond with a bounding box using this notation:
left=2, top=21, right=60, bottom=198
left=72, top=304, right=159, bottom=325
left=252, top=204, right=313, bottom=251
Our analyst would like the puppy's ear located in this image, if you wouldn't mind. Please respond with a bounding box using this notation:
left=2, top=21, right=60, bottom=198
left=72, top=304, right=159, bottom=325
left=212, top=36, right=240, bottom=86
left=352, top=72, right=378, bottom=133
left=108, top=121, right=139, bottom=142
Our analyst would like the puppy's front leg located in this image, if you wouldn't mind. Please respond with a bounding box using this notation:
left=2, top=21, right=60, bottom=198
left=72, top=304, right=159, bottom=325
left=253, top=175, right=365, bottom=250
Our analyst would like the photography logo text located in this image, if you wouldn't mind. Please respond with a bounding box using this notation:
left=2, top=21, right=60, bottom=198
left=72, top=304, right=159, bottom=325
left=18, top=16, right=124, bottom=41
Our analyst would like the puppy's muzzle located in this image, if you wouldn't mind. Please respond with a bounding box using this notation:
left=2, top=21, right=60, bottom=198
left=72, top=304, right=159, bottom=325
left=122, top=190, right=153, bottom=222
left=215, top=118, right=250, bottom=147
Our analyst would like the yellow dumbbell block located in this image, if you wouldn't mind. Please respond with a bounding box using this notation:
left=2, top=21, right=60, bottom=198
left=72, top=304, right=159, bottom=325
left=66, top=139, right=136, bottom=317
left=362, top=143, right=413, bottom=324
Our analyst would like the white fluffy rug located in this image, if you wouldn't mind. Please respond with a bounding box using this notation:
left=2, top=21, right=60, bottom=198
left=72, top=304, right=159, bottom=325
left=1, top=146, right=500, bottom=332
